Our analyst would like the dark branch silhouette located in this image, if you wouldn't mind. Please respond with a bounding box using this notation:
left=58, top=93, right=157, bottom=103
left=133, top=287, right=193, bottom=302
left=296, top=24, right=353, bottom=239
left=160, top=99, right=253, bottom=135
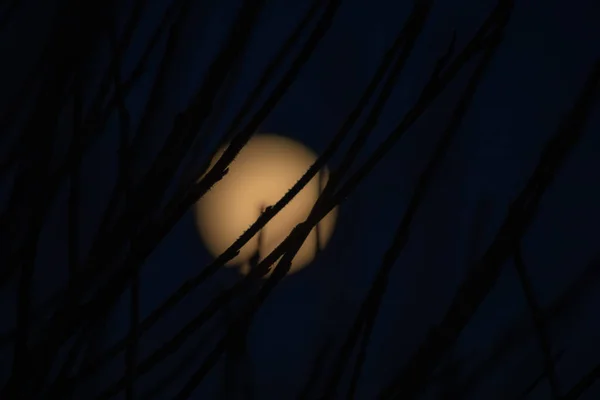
left=513, top=244, right=560, bottom=397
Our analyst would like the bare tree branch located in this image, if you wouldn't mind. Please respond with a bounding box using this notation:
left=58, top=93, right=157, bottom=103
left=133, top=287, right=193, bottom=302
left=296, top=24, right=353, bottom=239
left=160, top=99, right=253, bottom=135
left=518, top=349, right=565, bottom=400
left=514, top=244, right=560, bottom=397
left=562, top=361, right=600, bottom=400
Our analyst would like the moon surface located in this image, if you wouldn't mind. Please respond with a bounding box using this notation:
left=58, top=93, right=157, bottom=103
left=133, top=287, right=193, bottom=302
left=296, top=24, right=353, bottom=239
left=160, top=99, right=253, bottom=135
left=193, top=134, right=338, bottom=276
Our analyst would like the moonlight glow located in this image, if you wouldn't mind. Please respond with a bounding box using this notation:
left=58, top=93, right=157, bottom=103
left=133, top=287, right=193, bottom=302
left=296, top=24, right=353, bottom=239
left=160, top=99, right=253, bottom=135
left=193, top=134, right=338, bottom=276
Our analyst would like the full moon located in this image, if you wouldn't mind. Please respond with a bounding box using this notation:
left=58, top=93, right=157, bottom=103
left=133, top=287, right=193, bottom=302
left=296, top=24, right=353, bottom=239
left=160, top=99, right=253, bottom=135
left=193, top=134, right=338, bottom=276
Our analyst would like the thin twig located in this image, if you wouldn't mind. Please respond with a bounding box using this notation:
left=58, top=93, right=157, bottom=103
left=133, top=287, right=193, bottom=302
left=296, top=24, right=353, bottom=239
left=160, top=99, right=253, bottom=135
left=561, top=361, right=600, bottom=400
left=514, top=244, right=560, bottom=397
left=110, top=17, right=137, bottom=400
left=519, top=349, right=565, bottom=400
left=11, top=240, right=38, bottom=397
left=68, top=77, right=83, bottom=280
left=0, top=0, right=20, bottom=33
left=297, top=338, right=334, bottom=400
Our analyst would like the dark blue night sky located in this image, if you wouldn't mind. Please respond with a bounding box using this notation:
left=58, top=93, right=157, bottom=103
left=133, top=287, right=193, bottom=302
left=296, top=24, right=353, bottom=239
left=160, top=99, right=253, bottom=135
left=1, top=0, right=600, bottom=399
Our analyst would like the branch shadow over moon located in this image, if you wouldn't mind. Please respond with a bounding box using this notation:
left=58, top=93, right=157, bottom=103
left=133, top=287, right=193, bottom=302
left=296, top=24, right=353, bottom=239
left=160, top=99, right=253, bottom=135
left=193, top=133, right=339, bottom=276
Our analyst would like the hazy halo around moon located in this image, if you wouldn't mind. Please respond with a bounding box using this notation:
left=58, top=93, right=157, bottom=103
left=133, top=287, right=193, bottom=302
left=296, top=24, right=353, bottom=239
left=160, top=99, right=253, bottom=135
left=193, top=133, right=338, bottom=276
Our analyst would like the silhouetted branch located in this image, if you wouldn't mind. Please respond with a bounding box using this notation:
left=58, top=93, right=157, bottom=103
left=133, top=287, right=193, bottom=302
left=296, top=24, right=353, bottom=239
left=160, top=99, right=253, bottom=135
left=68, top=77, right=83, bottom=280
left=108, top=12, right=137, bottom=399
left=514, top=244, right=560, bottom=397
left=0, top=0, right=20, bottom=33
left=518, top=349, right=565, bottom=400
left=298, top=337, right=334, bottom=400
left=11, top=238, right=37, bottom=397
left=562, top=360, right=600, bottom=400
left=0, top=41, right=48, bottom=176
left=125, top=276, right=139, bottom=400
left=45, top=325, right=92, bottom=399
left=220, top=210, right=263, bottom=400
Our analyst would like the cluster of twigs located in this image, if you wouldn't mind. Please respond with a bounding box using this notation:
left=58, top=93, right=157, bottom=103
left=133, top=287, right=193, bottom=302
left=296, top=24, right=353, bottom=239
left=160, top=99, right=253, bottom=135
left=1, top=0, right=599, bottom=398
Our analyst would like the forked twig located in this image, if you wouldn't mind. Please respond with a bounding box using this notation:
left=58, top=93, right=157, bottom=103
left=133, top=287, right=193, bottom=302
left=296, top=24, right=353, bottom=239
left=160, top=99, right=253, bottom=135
left=514, top=244, right=560, bottom=397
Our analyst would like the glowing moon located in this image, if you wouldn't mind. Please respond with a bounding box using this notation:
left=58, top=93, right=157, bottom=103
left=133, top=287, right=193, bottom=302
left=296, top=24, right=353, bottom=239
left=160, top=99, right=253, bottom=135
left=193, top=134, right=338, bottom=276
